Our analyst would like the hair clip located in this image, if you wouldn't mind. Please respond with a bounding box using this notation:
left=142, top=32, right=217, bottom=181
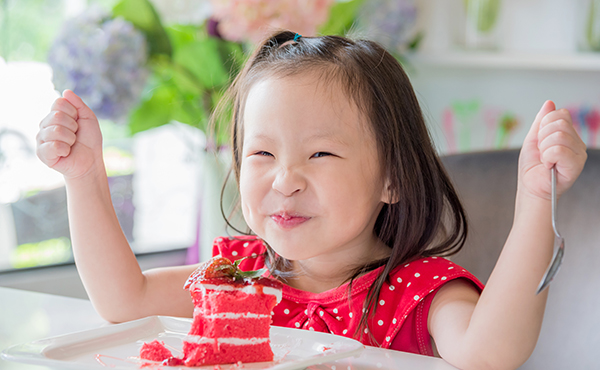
left=293, top=33, right=302, bottom=42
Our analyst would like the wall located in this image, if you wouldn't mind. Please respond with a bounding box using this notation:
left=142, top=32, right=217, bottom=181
left=409, top=0, right=600, bottom=154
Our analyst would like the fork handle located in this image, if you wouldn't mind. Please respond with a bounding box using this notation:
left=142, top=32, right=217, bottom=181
left=551, top=166, right=559, bottom=236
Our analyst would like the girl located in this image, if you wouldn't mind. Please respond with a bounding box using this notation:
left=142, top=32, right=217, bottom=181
left=36, top=31, right=586, bottom=370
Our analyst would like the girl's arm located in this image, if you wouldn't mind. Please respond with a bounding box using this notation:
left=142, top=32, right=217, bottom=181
left=428, top=101, right=587, bottom=370
left=37, top=90, right=196, bottom=322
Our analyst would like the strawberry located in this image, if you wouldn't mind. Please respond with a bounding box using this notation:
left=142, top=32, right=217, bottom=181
left=204, top=257, right=236, bottom=279
left=184, top=255, right=268, bottom=290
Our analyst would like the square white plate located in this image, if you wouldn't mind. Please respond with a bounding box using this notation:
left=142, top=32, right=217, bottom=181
left=1, top=316, right=364, bottom=369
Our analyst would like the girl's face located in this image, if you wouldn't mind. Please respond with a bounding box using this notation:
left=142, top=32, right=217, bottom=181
left=239, top=73, right=388, bottom=267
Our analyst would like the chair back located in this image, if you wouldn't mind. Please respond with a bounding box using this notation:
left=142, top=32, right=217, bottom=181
left=441, top=149, right=600, bottom=370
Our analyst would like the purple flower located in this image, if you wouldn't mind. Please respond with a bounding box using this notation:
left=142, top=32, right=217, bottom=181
left=48, top=7, right=149, bottom=121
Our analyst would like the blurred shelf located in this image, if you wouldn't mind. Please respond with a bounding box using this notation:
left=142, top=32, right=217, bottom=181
left=407, top=51, right=600, bottom=72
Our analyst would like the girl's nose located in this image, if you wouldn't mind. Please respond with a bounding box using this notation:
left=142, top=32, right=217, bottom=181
left=272, top=167, right=306, bottom=196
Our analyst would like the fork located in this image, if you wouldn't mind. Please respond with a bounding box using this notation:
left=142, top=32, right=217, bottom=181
left=536, top=166, right=565, bottom=294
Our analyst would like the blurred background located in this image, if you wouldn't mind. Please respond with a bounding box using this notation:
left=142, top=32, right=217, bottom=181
left=0, top=0, right=599, bottom=298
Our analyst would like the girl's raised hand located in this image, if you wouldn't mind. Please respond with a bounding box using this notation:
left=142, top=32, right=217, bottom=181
left=518, top=100, right=587, bottom=200
left=36, top=90, right=104, bottom=179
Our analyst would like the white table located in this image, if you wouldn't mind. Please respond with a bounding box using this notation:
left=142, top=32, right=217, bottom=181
left=0, top=287, right=457, bottom=370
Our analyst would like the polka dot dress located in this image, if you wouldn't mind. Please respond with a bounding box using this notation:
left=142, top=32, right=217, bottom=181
left=212, top=236, right=483, bottom=356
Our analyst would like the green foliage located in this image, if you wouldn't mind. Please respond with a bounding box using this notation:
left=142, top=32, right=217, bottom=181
left=128, top=79, right=177, bottom=134
left=112, top=0, right=172, bottom=56
left=126, top=23, right=243, bottom=143
left=117, top=0, right=365, bottom=144
left=319, top=0, right=365, bottom=36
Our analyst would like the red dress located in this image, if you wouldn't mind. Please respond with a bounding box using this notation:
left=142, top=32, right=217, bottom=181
left=212, top=236, right=484, bottom=356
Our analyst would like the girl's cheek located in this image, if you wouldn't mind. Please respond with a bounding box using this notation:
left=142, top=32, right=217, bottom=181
left=239, top=167, right=261, bottom=225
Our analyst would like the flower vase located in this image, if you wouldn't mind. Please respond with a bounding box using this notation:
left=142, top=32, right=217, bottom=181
left=462, top=0, right=502, bottom=50
left=194, top=148, right=247, bottom=263
left=581, top=0, right=600, bottom=51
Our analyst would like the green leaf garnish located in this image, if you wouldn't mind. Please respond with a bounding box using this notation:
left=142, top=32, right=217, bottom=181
left=237, top=268, right=268, bottom=279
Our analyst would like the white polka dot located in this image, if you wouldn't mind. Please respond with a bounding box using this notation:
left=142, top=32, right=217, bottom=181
left=362, top=308, right=366, bottom=313
left=243, top=242, right=249, bottom=247
left=343, top=329, right=348, bottom=335
left=404, top=263, right=410, bottom=267
left=414, top=272, right=420, bottom=277
left=433, top=276, right=439, bottom=279
left=349, top=312, right=353, bottom=318
left=397, top=277, right=403, bottom=283
left=217, top=238, right=223, bottom=242
left=336, top=316, right=341, bottom=321
left=364, top=328, right=369, bottom=334
left=305, top=309, right=308, bottom=315
left=348, top=366, right=352, bottom=370
left=423, top=260, right=429, bottom=263
left=386, top=336, right=391, bottom=342
left=319, top=311, right=324, bottom=317
left=309, top=327, right=314, bottom=331
left=448, top=266, right=454, bottom=270
left=251, top=253, right=257, bottom=258
left=295, top=322, right=300, bottom=328
left=389, top=285, right=395, bottom=291
left=379, top=300, right=385, bottom=306
left=378, top=320, right=384, bottom=326
left=407, top=282, right=411, bottom=287
left=414, top=295, right=420, bottom=300
left=284, top=309, right=290, bottom=314
left=392, top=318, right=397, bottom=324
left=332, top=366, right=336, bottom=370
left=333, top=308, right=338, bottom=314
left=432, top=256, right=438, bottom=259
left=232, top=251, right=238, bottom=256
left=441, top=276, right=447, bottom=280
left=271, top=311, right=274, bottom=315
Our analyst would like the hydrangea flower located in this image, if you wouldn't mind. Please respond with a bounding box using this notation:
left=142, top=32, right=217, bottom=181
left=47, top=7, right=149, bottom=121
left=358, top=0, right=420, bottom=53
left=209, top=0, right=335, bottom=44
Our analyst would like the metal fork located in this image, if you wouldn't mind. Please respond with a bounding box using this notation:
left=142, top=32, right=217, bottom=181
left=536, top=166, right=565, bottom=294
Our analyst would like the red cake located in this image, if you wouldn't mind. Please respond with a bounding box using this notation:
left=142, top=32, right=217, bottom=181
left=139, top=256, right=283, bottom=367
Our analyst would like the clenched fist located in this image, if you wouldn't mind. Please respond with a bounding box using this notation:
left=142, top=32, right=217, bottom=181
left=36, top=90, right=104, bottom=179
left=518, top=100, right=587, bottom=201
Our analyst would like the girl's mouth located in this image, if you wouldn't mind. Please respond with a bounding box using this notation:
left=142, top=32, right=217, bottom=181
left=270, top=212, right=310, bottom=228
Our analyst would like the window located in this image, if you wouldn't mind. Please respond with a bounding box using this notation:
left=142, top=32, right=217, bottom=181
left=0, top=0, right=203, bottom=272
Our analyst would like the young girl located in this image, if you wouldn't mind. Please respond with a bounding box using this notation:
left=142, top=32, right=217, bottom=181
left=36, top=31, right=586, bottom=369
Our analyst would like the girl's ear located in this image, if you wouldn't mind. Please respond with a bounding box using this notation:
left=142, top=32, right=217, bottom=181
left=381, top=178, right=399, bottom=204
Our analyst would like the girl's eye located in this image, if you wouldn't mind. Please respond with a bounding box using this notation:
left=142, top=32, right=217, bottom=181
left=311, top=152, right=333, bottom=158
left=255, top=151, right=273, bottom=157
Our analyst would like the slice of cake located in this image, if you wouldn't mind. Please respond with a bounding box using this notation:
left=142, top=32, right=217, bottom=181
left=139, top=256, right=282, bottom=367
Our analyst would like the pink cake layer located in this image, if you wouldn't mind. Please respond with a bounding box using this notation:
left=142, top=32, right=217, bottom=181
left=182, top=341, right=274, bottom=366
left=191, top=288, right=278, bottom=315
left=189, top=315, right=271, bottom=338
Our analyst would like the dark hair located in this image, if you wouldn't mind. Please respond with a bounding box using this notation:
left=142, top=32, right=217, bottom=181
left=217, top=30, right=467, bottom=344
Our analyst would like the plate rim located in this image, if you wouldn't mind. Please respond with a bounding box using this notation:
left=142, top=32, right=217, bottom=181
left=1, top=315, right=364, bottom=370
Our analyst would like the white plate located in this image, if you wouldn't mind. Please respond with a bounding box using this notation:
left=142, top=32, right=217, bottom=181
left=1, top=316, right=364, bottom=369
